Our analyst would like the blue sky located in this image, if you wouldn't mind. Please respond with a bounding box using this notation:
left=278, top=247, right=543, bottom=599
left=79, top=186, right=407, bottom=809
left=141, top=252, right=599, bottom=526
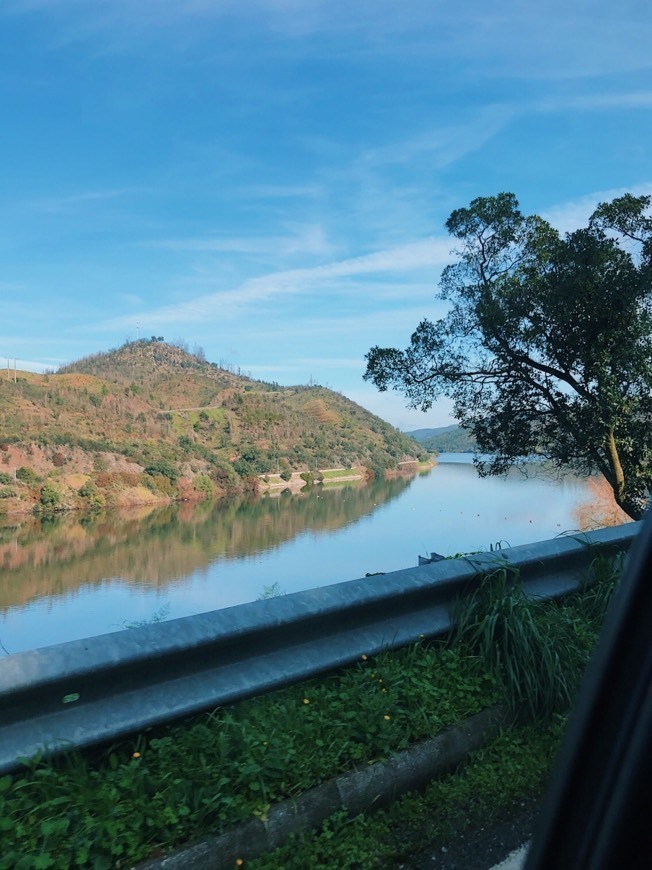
left=1, top=1, right=651, bottom=429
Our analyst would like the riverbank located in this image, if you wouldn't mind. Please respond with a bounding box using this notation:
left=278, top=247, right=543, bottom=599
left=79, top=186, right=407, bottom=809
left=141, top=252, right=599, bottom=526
left=0, top=441, right=432, bottom=518
left=257, top=466, right=367, bottom=491
left=259, top=459, right=435, bottom=492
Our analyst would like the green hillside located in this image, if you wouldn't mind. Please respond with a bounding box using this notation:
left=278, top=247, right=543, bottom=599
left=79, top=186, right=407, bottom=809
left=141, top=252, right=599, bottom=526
left=405, top=424, right=477, bottom=453
left=0, top=340, right=423, bottom=513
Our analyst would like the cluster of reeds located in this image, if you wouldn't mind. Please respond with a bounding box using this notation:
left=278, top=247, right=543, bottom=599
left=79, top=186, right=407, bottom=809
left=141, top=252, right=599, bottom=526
left=450, top=553, right=623, bottom=720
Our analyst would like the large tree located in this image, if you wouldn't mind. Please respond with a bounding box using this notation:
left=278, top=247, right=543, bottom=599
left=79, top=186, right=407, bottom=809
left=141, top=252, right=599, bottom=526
left=364, top=192, right=652, bottom=520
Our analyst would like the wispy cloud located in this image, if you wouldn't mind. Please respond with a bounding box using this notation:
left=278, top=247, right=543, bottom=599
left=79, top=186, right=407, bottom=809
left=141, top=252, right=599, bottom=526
left=542, top=183, right=652, bottom=234
left=8, top=0, right=649, bottom=83
left=256, top=305, right=448, bottom=339
left=106, top=236, right=452, bottom=328
left=536, top=91, right=652, bottom=114
left=361, top=108, right=515, bottom=171
left=316, top=238, right=451, bottom=278
left=27, top=187, right=148, bottom=215
left=145, top=225, right=335, bottom=258
left=238, top=183, right=323, bottom=200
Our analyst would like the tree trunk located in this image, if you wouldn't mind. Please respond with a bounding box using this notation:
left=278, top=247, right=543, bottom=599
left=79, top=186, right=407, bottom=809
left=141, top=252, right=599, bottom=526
left=613, top=492, right=644, bottom=522
left=605, top=428, right=643, bottom=520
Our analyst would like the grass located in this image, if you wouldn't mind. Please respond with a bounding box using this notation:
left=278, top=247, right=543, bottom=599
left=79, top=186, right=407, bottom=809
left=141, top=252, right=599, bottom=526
left=0, top=555, right=623, bottom=868
left=450, top=552, right=624, bottom=719
left=0, top=646, right=502, bottom=868
left=249, top=718, right=566, bottom=869
left=320, top=468, right=363, bottom=480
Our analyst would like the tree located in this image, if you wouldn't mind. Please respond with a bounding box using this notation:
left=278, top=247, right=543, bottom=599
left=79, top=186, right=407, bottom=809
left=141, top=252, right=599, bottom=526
left=364, top=193, right=652, bottom=520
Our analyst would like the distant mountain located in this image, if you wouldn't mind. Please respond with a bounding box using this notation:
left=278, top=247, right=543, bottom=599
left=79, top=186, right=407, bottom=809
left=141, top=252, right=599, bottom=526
left=0, top=340, right=423, bottom=513
left=405, top=424, right=477, bottom=453
left=405, top=426, right=454, bottom=443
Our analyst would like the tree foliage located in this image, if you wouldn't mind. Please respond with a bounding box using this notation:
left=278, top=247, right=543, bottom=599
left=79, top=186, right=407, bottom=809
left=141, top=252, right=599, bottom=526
left=365, top=192, right=652, bottom=519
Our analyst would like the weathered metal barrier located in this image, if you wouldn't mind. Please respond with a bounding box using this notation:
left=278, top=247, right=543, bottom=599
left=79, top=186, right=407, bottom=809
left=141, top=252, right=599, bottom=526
left=0, top=523, right=638, bottom=773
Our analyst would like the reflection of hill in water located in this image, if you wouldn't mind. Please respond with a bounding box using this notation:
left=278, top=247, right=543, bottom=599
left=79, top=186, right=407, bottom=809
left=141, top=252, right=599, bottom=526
left=0, top=476, right=414, bottom=610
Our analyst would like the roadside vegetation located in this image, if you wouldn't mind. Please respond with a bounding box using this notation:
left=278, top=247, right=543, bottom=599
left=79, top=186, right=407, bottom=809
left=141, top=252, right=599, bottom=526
left=250, top=720, right=563, bottom=869
left=0, top=554, right=623, bottom=868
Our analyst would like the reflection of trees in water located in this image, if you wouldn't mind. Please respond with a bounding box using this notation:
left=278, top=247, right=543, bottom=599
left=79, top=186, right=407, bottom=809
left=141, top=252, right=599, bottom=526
left=0, top=476, right=414, bottom=610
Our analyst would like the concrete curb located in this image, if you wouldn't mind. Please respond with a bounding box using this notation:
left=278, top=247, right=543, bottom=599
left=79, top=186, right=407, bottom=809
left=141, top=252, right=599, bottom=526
left=135, top=705, right=510, bottom=870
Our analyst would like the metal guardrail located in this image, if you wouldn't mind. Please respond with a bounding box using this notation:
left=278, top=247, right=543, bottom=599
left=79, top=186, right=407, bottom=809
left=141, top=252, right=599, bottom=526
left=0, top=523, right=638, bottom=773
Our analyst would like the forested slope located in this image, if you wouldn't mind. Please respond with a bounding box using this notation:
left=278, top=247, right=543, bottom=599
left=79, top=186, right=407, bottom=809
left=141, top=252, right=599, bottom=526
left=0, top=340, right=422, bottom=513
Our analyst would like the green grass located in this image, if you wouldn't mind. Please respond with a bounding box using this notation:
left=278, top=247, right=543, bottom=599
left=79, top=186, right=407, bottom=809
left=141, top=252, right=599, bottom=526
left=450, top=553, right=624, bottom=719
left=0, top=555, right=623, bottom=868
left=0, top=646, right=502, bottom=868
left=320, top=468, right=360, bottom=480
left=321, top=479, right=363, bottom=490
left=249, top=718, right=565, bottom=869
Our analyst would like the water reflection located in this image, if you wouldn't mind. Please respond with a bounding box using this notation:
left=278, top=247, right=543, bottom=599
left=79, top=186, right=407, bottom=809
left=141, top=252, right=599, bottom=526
left=0, top=458, right=616, bottom=655
left=0, top=475, right=413, bottom=612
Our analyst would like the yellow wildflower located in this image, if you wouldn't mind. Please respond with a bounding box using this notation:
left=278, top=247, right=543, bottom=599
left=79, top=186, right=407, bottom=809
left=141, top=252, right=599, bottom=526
left=303, top=698, right=310, bottom=704
left=384, top=714, right=391, bottom=721
left=132, top=752, right=141, bottom=759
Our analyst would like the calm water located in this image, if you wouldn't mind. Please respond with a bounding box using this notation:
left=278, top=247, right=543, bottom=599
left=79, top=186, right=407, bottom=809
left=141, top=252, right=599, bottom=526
left=0, top=455, right=597, bottom=655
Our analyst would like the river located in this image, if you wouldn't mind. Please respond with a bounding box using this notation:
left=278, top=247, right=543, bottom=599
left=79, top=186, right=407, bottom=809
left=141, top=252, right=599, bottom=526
left=0, top=454, right=602, bottom=655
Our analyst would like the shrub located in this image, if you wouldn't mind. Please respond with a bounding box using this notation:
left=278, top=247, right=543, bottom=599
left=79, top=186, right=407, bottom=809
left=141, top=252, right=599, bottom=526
left=95, top=471, right=142, bottom=489
left=0, top=487, right=16, bottom=499
left=194, top=474, right=214, bottom=498
left=450, top=565, right=615, bottom=719
left=52, top=451, right=66, bottom=467
left=0, top=472, right=12, bottom=485
left=280, top=469, right=292, bottom=482
left=232, top=458, right=253, bottom=478
left=78, top=480, right=106, bottom=509
left=16, top=466, right=40, bottom=485
left=211, top=462, right=239, bottom=491
left=240, top=445, right=261, bottom=463
left=143, top=473, right=176, bottom=497
left=178, top=435, right=194, bottom=453
left=40, top=482, right=63, bottom=509
left=93, top=454, right=108, bottom=472
left=144, top=460, right=178, bottom=482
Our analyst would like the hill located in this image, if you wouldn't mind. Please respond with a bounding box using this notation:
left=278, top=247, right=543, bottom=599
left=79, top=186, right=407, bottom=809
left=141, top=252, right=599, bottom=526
left=405, top=424, right=477, bottom=453
left=405, top=427, right=450, bottom=443
left=0, top=340, right=424, bottom=513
